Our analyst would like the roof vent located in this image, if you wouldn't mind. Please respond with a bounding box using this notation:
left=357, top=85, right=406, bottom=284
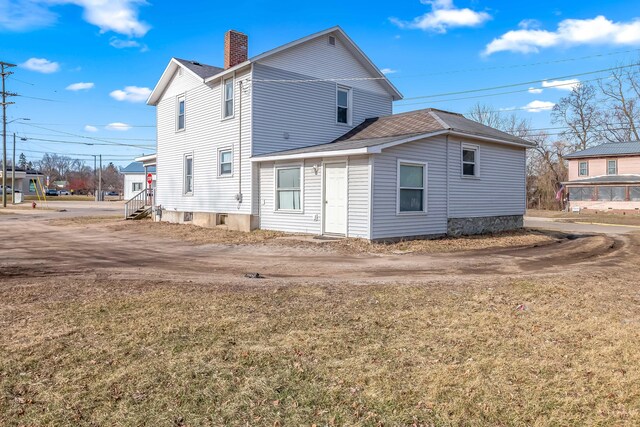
left=328, top=35, right=336, bottom=46
left=190, top=61, right=201, bottom=66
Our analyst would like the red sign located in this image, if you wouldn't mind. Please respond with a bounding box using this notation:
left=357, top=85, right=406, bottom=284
left=147, top=173, right=153, bottom=185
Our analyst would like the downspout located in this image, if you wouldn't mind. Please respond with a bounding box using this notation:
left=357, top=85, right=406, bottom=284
left=445, top=134, right=450, bottom=225
left=237, top=79, right=243, bottom=206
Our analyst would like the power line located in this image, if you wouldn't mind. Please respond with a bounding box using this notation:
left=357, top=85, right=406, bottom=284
left=26, top=122, right=156, bottom=128
left=20, top=122, right=156, bottom=147
left=13, top=131, right=156, bottom=142
left=19, top=136, right=155, bottom=149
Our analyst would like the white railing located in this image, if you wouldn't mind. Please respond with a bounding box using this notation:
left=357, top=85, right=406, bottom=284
left=124, top=188, right=153, bottom=218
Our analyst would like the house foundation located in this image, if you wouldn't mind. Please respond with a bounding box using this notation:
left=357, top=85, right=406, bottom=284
left=447, top=215, right=523, bottom=236
left=156, top=209, right=259, bottom=232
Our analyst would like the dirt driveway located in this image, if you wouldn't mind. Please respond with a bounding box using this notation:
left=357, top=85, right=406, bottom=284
left=1, top=211, right=633, bottom=285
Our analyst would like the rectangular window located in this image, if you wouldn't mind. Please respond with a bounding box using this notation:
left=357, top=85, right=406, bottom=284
left=462, top=145, right=479, bottom=177
left=337, top=86, right=350, bottom=124
left=29, top=179, right=36, bottom=193
left=132, top=182, right=143, bottom=192
left=579, top=161, right=588, bottom=176
left=177, top=95, right=185, bottom=130
left=276, top=167, right=301, bottom=211
left=568, top=187, right=594, bottom=201
left=598, top=186, right=625, bottom=201
left=219, top=149, right=232, bottom=176
left=223, top=77, right=234, bottom=118
left=184, top=155, right=193, bottom=194
left=607, top=159, right=617, bottom=175
left=630, top=187, right=640, bottom=201
left=398, top=161, right=427, bottom=213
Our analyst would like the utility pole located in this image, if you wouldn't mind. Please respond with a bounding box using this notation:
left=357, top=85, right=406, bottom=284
left=11, top=133, right=15, bottom=204
left=1, top=61, right=17, bottom=208
left=98, top=154, right=102, bottom=202
left=93, top=154, right=97, bottom=201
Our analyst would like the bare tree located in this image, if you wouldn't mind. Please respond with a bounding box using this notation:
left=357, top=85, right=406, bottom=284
left=551, top=83, right=599, bottom=150
left=597, top=62, right=640, bottom=142
left=467, top=102, right=532, bottom=138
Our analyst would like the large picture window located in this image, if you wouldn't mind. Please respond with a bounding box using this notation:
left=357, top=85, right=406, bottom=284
left=597, top=186, right=625, bottom=201
left=568, top=187, right=593, bottom=201
left=276, top=167, right=301, bottom=211
left=398, top=161, right=427, bottom=213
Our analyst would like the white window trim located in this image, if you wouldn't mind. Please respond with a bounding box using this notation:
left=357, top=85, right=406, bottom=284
left=579, top=161, right=589, bottom=176
left=607, top=159, right=618, bottom=175
left=184, top=153, right=194, bottom=196
left=396, top=159, right=428, bottom=216
left=461, top=143, right=480, bottom=178
left=218, top=147, right=233, bottom=178
left=176, top=94, right=185, bottom=132
left=336, top=85, right=352, bottom=126
left=273, top=163, right=304, bottom=214
left=132, top=182, right=143, bottom=192
left=221, top=75, right=235, bottom=120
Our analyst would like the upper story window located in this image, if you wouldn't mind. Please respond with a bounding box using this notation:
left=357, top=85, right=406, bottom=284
left=184, top=154, right=193, bottom=194
left=337, top=86, right=350, bottom=124
left=276, top=166, right=301, bottom=211
left=177, top=95, right=185, bottom=131
left=607, top=159, right=618, bottom=175
left=223, top=77, right=234, bottom=118
left=219, top=149, right=232, bottom=176
left=579, top=161, right=588, bottom=176
left=398, top=161, right=427, bottom=213
left=462, top=144, right=479, bottom=177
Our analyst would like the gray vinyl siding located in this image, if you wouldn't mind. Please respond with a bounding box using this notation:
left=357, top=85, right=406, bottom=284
left=155, top=67, right=252, bottom=214
left=251, top=65, right=392, bottom=156
left=258, top=155, right=371, bottom=238
left=447, top=138, right=526, bottom=218
left=371, top=137, right=449, bottom=239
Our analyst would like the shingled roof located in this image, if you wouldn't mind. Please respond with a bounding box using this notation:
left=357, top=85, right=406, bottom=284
left=253, top=108, right=533, bottom=159
left=564, top=141, right=640, bottom=159
left=173, top=58, right=224, bottom=79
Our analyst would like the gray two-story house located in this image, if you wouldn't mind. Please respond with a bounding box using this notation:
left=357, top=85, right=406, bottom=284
left=147, top=26, right=533, bottom=240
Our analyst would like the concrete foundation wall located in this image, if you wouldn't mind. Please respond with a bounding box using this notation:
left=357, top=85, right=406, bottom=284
left=447, top=215, right=523, bottom=236
left=157, top=209, right=258, bottom=232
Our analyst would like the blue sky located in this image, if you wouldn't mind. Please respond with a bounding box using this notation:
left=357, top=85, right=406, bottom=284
left=1, top=0, right=639, bottom=166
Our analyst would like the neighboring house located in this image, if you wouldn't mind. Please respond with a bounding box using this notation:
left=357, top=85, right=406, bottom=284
left=122, top=161, right=156, bottom=200
left=147, top=26, right=532, bottom=240
left=564, top=141, right=640, bottom=212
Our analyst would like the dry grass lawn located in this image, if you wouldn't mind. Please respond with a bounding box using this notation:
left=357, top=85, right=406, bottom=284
left=528, top=209, right=640, bottom=226
left=2, top=272, right=640, bottom=426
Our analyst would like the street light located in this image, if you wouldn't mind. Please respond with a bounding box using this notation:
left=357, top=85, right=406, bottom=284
left=2, top=117, right=29, bottom=207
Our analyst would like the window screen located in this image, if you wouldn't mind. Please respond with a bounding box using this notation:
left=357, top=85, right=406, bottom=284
left=569, top=187, right=594, bottom=201
left=597, top=186, right=625, bottom=201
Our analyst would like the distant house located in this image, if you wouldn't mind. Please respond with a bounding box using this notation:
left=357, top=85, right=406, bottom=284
left=146, top=26, right=533, bottom=239
left=564, top=141, right=640, bottom=212
left=122, top=161, right=156, bottom=200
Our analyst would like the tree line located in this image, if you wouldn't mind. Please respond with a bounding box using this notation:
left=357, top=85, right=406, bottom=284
left=15, top=153, right=123, bottom=194
left=467, top=60, right=640, bottom=210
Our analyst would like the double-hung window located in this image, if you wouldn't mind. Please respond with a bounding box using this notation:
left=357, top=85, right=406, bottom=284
left=132, top=182, right=143, bottom=192
left=184, top=154, right=193, bottom=194
left=462, top=145, right=479, bottom=177
left=276, top=167, right=301, bottom=211
left=337, top=86, right=350, bottom=124
left=177, top=95, right=185, bottom=131
left=223, top=77, right=234, bottom=118
left=579, top=161, right=588, bottom=176
left=398, top=161, right=427, bottom=213
left=607, top=159, right=617, bottom=175
left=219, top=149, right=232, bottom=176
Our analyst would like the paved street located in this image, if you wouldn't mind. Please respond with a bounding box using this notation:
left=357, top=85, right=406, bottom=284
left=525, top=216, right=640, bottom=235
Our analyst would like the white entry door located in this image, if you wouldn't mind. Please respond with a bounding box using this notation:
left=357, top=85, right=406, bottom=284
left=324, top=162, right=347, bottom=235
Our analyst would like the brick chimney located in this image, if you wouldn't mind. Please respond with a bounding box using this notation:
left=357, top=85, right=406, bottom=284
left=224, top=30, right=248, bottom=69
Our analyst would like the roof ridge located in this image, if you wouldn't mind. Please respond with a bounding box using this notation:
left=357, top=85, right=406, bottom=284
left=428, top=110, right=450, bottom=129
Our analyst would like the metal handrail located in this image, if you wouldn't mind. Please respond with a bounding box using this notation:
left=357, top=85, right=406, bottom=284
left=124, top=188, right=152, bottom=218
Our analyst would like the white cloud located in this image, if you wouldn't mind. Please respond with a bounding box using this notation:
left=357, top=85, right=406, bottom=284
left=381, top=68, right=398, bottom=74
left=484, top=15, right=640, bottom=55
left=390, top=0, right=491, bottom=33
left=66, top=82, right=95, bottom=91
left=0, top=0, right=150, bottom=36
left=20, top=57, right=60, bottom=73
left=84, top=125, right=98, bottom=132
left=528, top=87, right=543, bottom=94
left=541, top=79, right=580, bottom=91
left=109, top=37, right=140, bottom=48
left=523, top=100, right=555, bottom=112
left=105, top=122, right=131, bottom=131
left=109, top=86, right=152, bottom=103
